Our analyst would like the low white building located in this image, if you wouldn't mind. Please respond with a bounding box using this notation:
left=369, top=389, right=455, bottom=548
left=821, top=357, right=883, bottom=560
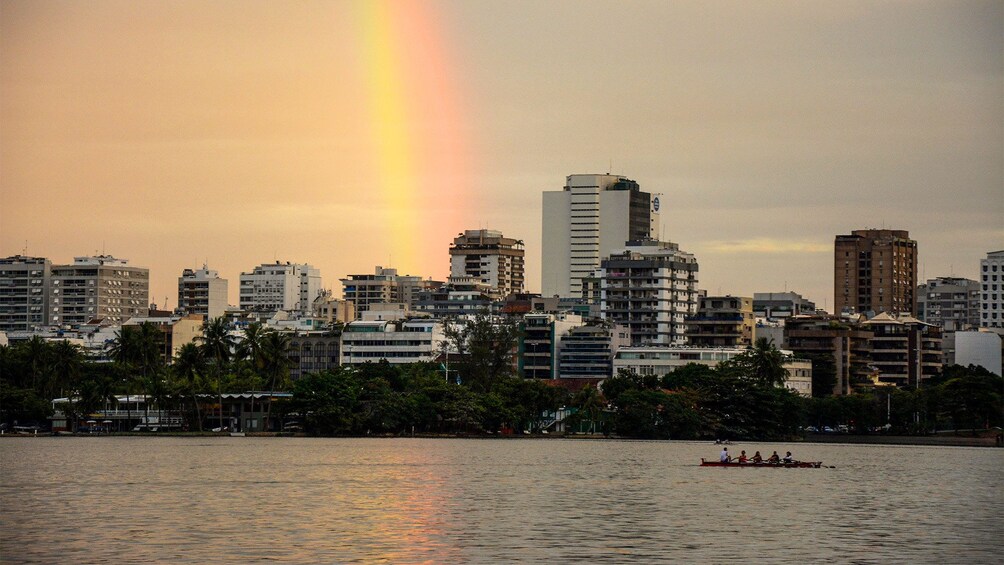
left=613, top=346, right=813, bottom=396
left=340, top=318, right=445, bottom=365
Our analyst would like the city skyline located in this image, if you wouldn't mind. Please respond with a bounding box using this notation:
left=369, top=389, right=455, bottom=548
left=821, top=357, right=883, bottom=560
left=2, top=1, right=1001, bottom=310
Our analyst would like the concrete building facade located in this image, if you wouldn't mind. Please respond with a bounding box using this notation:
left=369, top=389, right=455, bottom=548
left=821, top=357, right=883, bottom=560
left=178, top=266, right=229, bottom=321
left=557, top=322, right=630, bottom=379
left=685, top=296, right=755, bottom=348
left=519, top=312, right=584, bottom=379
left=753, top=291, right=816, bottom=320
left=784, top=314, right=874, bottom=396
left=340, top=319, right=445, bottom=365
left=599, top=239, right=699, bottom=346
left=980, top=250, right=1004, bottom=329
left=834, top=229, right=918, bottom=316
left=542, top=174, right=659, bottom=298
left=50, top=255, right=149, bottom=327
left=953, top=330, right=1002, bottom=376
left=341, top=266, right=441, bottom=318
left=239, top=262, right=321, bottom=314
left=917, top=277, right=980, bottom=331
left=449, top=229, right=525, bottom=300
left=861, top=312, right=942, bottom=387
left=0, top=255, right=51, bottom=332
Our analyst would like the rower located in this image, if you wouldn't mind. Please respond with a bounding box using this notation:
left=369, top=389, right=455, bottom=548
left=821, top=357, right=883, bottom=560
left=720, top=447, right=730, bottom=463
left=751, top=451, right=763, bottom=463
left=782, top=451, right=794, bottom=464
left=767, top=451, right=780, bottom=464
left=737, top=450, right=748, bottom=463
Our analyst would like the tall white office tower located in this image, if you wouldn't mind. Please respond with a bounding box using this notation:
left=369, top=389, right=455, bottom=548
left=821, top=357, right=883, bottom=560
left=541, top=174, right=659, bottom=298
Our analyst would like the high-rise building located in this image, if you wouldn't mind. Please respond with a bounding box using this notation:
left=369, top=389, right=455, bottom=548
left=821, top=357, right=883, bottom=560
left=834, top=229, right=918, bottom=316
left=449, top=229, right=525, bottom=300
left=239, top=261, right=321, bottom=314
left=542, top=174, right=659, bottom=298
left=599, top=239, right=698, bottom=346
left=50, top=255, right=149, bottom=327
left=979, top=250, right=1004, bottom=329
left=178, top=266, right=229, bottom=321
left=0, top=255, right=51, bottom=332
left=340, top=266, right=442, bottom=318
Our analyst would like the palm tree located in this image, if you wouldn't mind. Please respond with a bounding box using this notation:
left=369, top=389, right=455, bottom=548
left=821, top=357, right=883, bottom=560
left=237, top=322, right=270, bottom=431
left=23, top=336, right=51, bottom=393
left=262, top=331, right=292, bottom=432
left=48, top=340, right=82, bottom=399
left=174, top=342, right=206, bottom=431
left=746, top=337, right=790, bottom=388
left=196, top=317, right=236, bottom=431
left=108, top=326, right=141, bottom=430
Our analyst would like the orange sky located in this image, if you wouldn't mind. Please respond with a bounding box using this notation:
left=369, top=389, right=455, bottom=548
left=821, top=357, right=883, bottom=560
left=2, top=1, right=1001, bottom=310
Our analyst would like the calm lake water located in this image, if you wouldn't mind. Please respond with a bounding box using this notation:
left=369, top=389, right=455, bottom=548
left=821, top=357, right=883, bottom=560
left=1, top=437, right=1002, bottom=564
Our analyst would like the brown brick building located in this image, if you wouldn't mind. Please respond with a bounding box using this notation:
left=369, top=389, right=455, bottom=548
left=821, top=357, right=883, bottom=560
left=834, top=229, right=917, bottom=316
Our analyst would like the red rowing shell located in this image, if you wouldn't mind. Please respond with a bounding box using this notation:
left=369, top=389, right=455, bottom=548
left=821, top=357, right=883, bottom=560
left=701, top=458, right=822, bottom=468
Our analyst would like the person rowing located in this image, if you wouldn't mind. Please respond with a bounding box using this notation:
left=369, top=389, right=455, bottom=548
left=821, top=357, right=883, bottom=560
left=720, top=447, right=731, bottom=463
left=767, top=451, right=780, bottom=464
left=751, top=451, right=763, bottom=463
left=737, top=450, right=748, bottom=463
left=782, top=451, right=794, bottom=464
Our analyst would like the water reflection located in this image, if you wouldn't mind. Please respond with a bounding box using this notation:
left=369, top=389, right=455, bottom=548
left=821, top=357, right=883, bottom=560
left=1, top=438, right=1001, bottom=563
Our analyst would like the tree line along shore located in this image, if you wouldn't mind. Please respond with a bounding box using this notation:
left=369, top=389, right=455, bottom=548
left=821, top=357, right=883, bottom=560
left=2, top=314, right=1001, bottom=441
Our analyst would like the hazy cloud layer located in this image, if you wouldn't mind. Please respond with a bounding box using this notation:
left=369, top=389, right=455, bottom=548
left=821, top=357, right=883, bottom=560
left=2, top=0, right=1001, bottom=308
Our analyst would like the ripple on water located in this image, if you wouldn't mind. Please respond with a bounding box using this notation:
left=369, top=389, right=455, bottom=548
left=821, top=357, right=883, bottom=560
left=1, top=438, right=1002, bottom=563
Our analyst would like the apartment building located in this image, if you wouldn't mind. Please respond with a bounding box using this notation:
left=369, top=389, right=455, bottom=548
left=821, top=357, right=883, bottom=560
left=599, top=239, right=698, bottom=346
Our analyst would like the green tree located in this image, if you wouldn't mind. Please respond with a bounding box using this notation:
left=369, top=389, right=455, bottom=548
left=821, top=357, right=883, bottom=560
left=442, top=311, right=522, bottom=393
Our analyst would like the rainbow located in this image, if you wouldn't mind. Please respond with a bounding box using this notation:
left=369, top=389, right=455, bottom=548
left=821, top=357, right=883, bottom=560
left=352, top=1, right=473, bottom=277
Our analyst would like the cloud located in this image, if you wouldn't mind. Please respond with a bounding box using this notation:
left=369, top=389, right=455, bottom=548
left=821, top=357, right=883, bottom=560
left=703, top=238, right=830, bottom=254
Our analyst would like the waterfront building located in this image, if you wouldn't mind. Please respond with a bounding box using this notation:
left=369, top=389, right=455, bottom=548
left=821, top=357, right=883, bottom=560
left=612, top=346, right=813, bottom=397
left=239, top=261, right=321, bottom=315
left=861, top=312, right=942, bottom=387
left=834, top=229, right=918, bottom=316
left=519, top=312, right=584, bottom=379
left=753, top=291, right=816, bottom=320
left=340, top=266, right=442, bottom=318
left=178, top=266, right=229, bottom=321
left=599, top=239, right=699, bottom=346
left=340, top=318, right=445, bottom=365
left=542, top=174, right=660, bottom=298
left=449, top=229, right=525, bottom=300
left=556, top=321, right=630, bottom=379
left=685, top=295, right=754, bottom=348
left=50, top=255, right=149, bottom=328
left=917, top=277, right=980, bottom=330
left=0, top=255, right=51, bottom=332
left=123, top=313, right=205, bottom=363
left=288, top=331, right=342, bottom=380
left=784, top=314, right=874, bottom=395
left=980, top=250, right=1004, bottom=329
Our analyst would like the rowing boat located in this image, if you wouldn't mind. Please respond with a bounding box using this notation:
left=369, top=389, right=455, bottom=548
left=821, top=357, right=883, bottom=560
left=700, top=458, right=822, bottom=468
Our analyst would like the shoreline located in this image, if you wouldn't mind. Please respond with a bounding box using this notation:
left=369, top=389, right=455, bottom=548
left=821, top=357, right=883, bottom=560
left=3, top=431, right=1000, bottom=447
